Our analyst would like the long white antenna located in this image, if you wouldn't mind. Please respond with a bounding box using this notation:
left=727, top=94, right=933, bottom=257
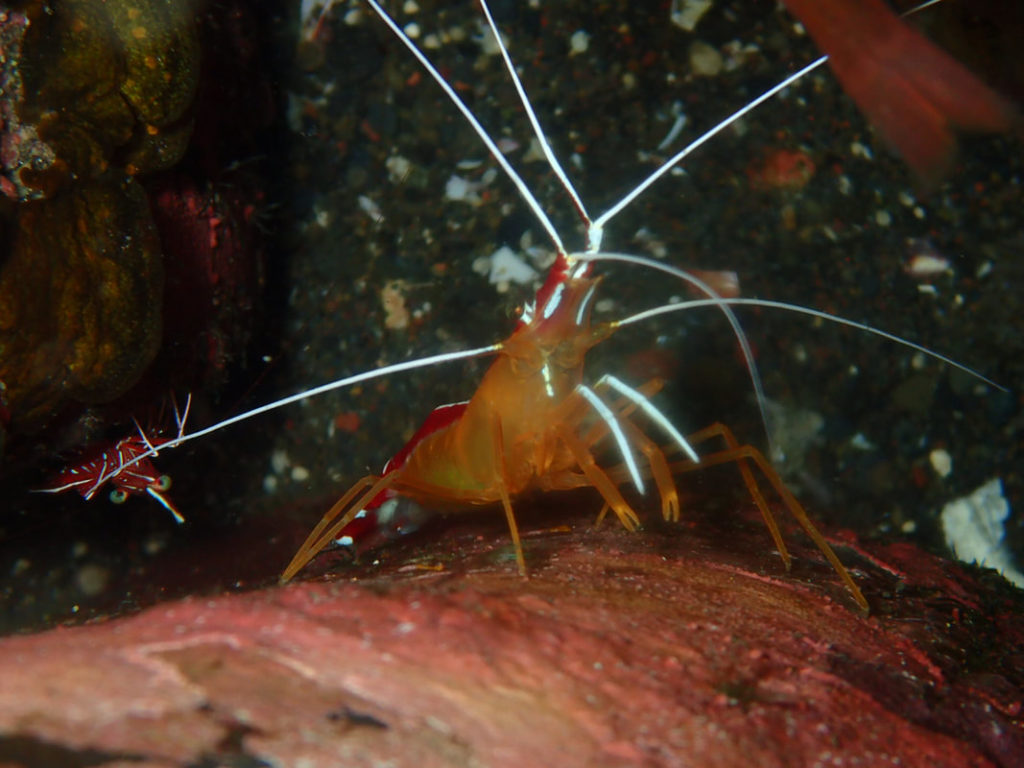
left=578, top=251, right=776, bottom=456
left=363, top=0, right=567, bottom=255
left=616, top=298, right=1005, bottom=393
left=477, top=0, right=593, bottom=237
left=92, top=344, right=502, bottom=488
left=595, top=57, right=827, bottom=231
left=584, top=250, right=1006, bottom=454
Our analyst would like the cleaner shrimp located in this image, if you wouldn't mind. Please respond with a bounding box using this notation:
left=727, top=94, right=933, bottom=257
left=7, top=1, right=1018, bottom=622
left=268, top=0, right=1019, bottom=553
left=250, top=0, right=1014, bottom=607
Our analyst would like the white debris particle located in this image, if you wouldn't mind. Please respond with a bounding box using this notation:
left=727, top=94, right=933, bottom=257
left=656, top=102, right=688, bottom=151
left=874, top=209, right=892, bottom=227
left=403, top=22, right=420, bottom=39
left=901, top=519, right=917, bottom=534
left=381, top=280, right=410, bottom=330
left=849, top=432, right=876, bottom=451
left=689, top=40, right=722, bottom=77
left=263, top=474, right=278, bottom=494
left=76, top=563, right=111, bottom=597
left=270, top=449, right=290, bottom=475
left=976, top=260, right=993, bottom=279
left=471, top=255, right=491, bottom=276
left=358, top=195, right=384, bottom=224
left=850, top=141, right=873, bottom=160
left=444, top=171, right=496, bottom=204
left=929, top=448, right=952, bottom=478
left=385, top=154, right=411, bottom=184
left=904, top=238, right=950, bottom=278
left=670, top=0, right=713, bottom=32
left=496, top=137, right=520, bottom=155
left=941, top=478, right=1024, bottom=588
left=479, top=25, right=508, bottom=56
left=291, top=465, right=311, bottom=482
left=762, top=397, right=824, bottom=472
left=402, top=0, right=419, bottom=13
left=486, top=246, right=538, bottom=291
left=144, top=535, right=168, bottom=556
left=569, top=30, right=590, bottom=55
left=917, top=284, right=938, bottom=296
left=522, top=137, right=547, bottom=164
left=837, top=174, right=852, bottom=195
left=905, top=253, right=950, bottom=279
left=898, top=190, right=916, bottom=207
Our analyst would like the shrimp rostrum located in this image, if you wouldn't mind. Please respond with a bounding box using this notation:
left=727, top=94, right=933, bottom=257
left=280, top=0, right=883, bottom=611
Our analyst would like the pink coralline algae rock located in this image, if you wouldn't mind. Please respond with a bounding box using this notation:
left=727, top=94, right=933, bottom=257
left=0, top=508, right=1021, bottom=767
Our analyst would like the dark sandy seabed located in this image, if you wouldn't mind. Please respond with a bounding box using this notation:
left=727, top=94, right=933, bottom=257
left=1, top=0, right=1021, bottom=635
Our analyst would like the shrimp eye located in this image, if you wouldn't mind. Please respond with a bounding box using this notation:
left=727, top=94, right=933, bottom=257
left=109, top=489, right=129, bottom=504
left=153, top=475, right=173, bottom=492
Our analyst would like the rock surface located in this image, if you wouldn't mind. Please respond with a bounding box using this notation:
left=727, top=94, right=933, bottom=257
left=1, top=503, right=1021, bottom=767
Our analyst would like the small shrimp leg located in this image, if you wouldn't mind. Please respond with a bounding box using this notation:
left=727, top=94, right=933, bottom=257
left=667, top=423, right=868, bottom=613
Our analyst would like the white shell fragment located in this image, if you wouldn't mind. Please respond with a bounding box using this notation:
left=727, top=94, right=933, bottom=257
left=670, top=0, right=714, bottom=32
left=929, top=448, right=952, bottom=478
left=941, top=478, right=1024, bottom=588
left=485, top=246, right=538, bottom=291
left=689, top=40, right=723, bottom=77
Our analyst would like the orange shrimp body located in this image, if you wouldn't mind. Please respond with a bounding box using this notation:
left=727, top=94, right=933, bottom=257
left=399, top=277, right=608, bottom=504
left=281, top=265, right=631, bottom=581
left=280, top=258, right=868, bottom=613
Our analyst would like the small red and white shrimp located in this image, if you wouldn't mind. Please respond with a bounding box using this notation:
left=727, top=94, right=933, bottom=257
left=37, top=395, right=192, bottom=524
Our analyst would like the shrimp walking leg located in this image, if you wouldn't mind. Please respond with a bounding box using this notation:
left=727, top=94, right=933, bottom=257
left=668, top=423, right=868, bottom=612
left=557, top=424, right=641, bottom=533
left=281, top=473, right=399, bottom=582
left=491, top=415, right=527, bottom=576
left=671, top=424, right=791, bottom=571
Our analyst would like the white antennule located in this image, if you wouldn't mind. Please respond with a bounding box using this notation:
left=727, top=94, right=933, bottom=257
left=596, top=375, right=700, bottom=464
